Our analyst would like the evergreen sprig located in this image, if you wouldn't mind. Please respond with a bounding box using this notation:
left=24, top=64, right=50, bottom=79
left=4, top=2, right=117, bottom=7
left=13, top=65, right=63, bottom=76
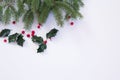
left=0, top=0, right=84, bottom=29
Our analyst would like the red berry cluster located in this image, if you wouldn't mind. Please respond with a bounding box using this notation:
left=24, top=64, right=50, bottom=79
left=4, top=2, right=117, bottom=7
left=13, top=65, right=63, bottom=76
left=3, top=19, right=74, bottom=44
left=20, top=23, right=41, bottom=38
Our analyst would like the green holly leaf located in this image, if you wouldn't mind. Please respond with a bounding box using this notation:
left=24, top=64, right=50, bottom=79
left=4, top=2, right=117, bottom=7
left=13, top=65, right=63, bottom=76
left=16, top=34, right=25, bottom=47
left=0, top=29, right=11, bottom=37
left=32, top=35, right=43, bottom=44
left=8, top=33, right=19, bottom=43
left=37, top=43, right=47, bottom=53
left=8, top=33, right=25, bottom=47
left=46, top=28, right=58, bottom=39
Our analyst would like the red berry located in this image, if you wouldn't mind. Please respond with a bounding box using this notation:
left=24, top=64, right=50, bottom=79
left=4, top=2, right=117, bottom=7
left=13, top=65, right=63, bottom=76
left=31, top=30, right=35, bottom=37
left=31, top=30, right=35, bottom=34
left=31, top=33, right=35, bottom=37
left=12, top=21, right=16, bottom=24
left=43, top=40, right=47, bottom=44
left=37, top=25, right=41, bottom=29
left=70, top=22, right=74, bottom=26
left=3, top=39, right=7, bottom=43
left=26, top=34, right=30, bottom=38
left=21, top=30, right=25, bottom=34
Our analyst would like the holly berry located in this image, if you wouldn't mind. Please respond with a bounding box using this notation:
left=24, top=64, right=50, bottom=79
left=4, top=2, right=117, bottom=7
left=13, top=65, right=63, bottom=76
left=3, top=39, right=7, bottom=43
left=21, top=30, right=25, bottom=34
left=31, top=33, right=35, bottom=37
left=43, top=40, right=47, bottom=44
left=26, top=34, right=30, bottom=38
left=12, top=21, right=16, bottom=24
left=70, top=22, right=74, bottom=26
left=37, top=25, right=41, bottom=29
left=37, top=23, right=42, bottom=29
left=31, top=30, right=35, bottom=34
left=31, top=30, right=35, bottom=37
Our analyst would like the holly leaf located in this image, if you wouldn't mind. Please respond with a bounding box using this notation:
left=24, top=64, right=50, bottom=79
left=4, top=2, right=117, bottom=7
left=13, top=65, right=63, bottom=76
left=0, top=29, right=11, bottom=37
left=8, top=33, right=19, bottom=43
left=46, top=28, right=58, bottom=39
left=32, top=35, right=43, bottom=44
left=37, top=43, right=47, bottom=53
left=16, top=34, right=25, bottom=47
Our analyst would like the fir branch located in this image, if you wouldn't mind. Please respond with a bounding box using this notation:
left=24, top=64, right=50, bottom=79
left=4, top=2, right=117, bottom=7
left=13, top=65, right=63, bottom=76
left=23, top=10, right=34, bottom=29
left=0, top=6, right=3, bottom=21
left=9, top=5, right=18, bottom=21
left=55, top=1, right=77, bottom=19
left=3, top=7, right=11, bottom=24
left=24, top=0, right=32, bottom=8
left=44, top=0, right=54, bottom=7
left=37, top=3, right=51, bottom=24
left=0, top=0, right=84, bottom=29
left=52, top=6, right=63, bottom=26
left=17, top=0, right=25, bottom=18
left=31, top=0, right=40, bottom=12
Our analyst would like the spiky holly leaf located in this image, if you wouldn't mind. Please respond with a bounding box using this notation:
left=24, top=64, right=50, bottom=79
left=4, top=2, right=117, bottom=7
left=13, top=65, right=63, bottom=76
left=46, top=28, right=58, bottom=39
left=37, top=43, right=47, bottom=53
left=32, top=35, right=43, bottom=44
left=8, top=33, right=19, bottom=43
left=16, top=34, right=25, bottom=47
left=0, top=29, right=11, bottom=37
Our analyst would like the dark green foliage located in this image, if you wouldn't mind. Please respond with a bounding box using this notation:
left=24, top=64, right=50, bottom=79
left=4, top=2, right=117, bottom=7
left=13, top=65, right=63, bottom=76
left=46, top=28, right=58, bottom=39
left=31, top=35, right=47, bottom=53
left=37, top=43, right=47, bottom=53
left=32, top=35, right=43, bottom=44
left=16, top=34, right=25, bottom=47
left=0, top=0, right=84, bottom=29
left=0, top=29, right=11, bottom=37
left=31, top=0, right=40, bottom=12
left=8, top=33, right=25, bottom=47
left=8, top=33, right=19, bottom=43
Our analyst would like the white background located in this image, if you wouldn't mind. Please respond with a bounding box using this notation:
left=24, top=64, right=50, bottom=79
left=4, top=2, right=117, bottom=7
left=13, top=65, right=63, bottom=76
left=0, top=0, right=120, bottom=80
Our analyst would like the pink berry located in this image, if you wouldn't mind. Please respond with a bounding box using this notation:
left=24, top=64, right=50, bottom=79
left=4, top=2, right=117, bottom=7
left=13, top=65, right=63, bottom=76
left=70, top=22, right=74, bottom=26
left=37, top=25, right=41, bottom=29
left=21, top=30, right=25, bottom=34
left=26, top=34, right=30, bottom=38
left=12, top=21, right=16, bottom=24
left=43, top=40, right=47, bottom=44
left=31, top=33, right=35, bottom=37
left=31, top=30, right=35, bottom=34
left=3, top=39, right=7, bottom=43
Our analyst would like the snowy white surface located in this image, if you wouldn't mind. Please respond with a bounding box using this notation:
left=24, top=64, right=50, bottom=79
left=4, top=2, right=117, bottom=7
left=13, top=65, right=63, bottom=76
left=0, top=0, right=120, bottom=80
